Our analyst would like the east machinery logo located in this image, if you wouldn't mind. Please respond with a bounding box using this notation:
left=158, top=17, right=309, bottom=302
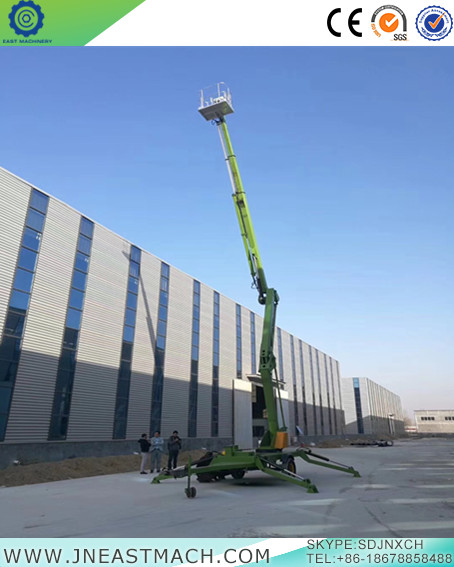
left=371, top=5, right=408, bottom=41
left=3, top=0, right=52, bottom=44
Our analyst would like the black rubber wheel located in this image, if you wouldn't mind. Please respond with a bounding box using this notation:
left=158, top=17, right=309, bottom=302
left=231, top=470, right=245, bottom=480
left=286, top=458, right=296, bottom=474
left=185, top=487, right=197, bottom=498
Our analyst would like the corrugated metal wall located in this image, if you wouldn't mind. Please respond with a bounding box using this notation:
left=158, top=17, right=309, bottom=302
left=301, top=342, right=314, bottom=435
left=161, top=267, right=192, bottom=436
left=126, top=250, right=160, bottom=439
left=7, top=196, right=79, bottom=442
left=197, top=283, right=214, bottom=438
left=1, top=166, right=402, bottom=447
left=68, top=225, right=128, bottom=441
left=0, top=170, right=29, bottom=333
left=341, top=377, right=404, bottom=436
left=218, top=295, right=235, bottom=438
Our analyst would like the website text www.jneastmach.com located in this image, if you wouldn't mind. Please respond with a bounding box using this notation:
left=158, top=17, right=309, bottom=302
left=1, top=548, right=270, bottom=566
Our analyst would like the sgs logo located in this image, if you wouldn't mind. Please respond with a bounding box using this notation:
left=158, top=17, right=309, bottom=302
left=371, top=5, right=408, bottom=41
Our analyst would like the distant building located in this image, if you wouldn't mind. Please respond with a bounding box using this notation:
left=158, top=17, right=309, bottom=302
left=341, top=377, right=404, bottom=436
left=415, top=410, right=454, bottom=434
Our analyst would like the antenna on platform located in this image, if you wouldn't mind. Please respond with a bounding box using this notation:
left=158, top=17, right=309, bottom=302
left=198, top=82, right=234, bottom=121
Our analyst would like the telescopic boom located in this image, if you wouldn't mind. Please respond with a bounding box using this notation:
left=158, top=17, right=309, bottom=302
left=150, top=85, right=361, bottom=496
left=199, top=84, right=288, bottom=450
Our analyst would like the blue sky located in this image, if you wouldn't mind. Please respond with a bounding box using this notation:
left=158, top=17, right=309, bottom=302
left=1, top=48, right=453, bottom=417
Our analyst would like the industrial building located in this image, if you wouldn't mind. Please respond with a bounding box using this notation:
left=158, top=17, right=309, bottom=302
left=415, top=410, right=454, bottom=434
left=341, top=377, right=404, bottom=436
left=0, top=166, right=347, bottom=467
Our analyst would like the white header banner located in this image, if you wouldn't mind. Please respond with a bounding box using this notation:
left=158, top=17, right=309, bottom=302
left=88, top=0, right=454, bottom=46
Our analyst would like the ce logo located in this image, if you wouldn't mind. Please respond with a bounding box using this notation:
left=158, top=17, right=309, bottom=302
left=327, top=8, right=362, bottom=37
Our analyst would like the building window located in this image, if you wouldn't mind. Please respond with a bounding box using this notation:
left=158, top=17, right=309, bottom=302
left=353, top=378, right=364, bottom=434
left=298, top=340, right=308, bottom=435
left=22, top=228, right=41, bottom=252
left=48, top=216, right=94, bottom=440
left=250, top=311, right=256, bottom=375
left=79, top=217, right=94, bottom=238
left=0, top=189, right=49, bottom=441
left=25, top=208, right=45, bottom=232
left=30, top=189, right=49, bottom=213
left=18, top=248, right=38, bottom=272
left=188, top=280, right=200, bottom=437
left=236, top=304, right=242, bottom=379
left=113, top=245, right=141, bottom=439
left=150, top=262, right=169, bottom=433
left=277, top=328, right=284, bottom=382
left=72, top=270, right=87, bottom=292
left=211, top=291, right=220, bottom=437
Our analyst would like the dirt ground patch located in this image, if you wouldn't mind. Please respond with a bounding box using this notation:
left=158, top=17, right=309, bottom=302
left=1, top=439, right=399, bottom=487
left=0, top=450, right=205, bottom=488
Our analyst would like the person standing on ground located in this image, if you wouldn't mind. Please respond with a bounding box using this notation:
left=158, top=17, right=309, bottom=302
left=167, top=430, right=182, bottom=469
left=138, top=433, right=151, bottom=474
left=150, top=431, right=164, bottom=473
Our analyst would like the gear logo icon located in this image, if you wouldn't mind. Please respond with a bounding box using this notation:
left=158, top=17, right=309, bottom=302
left=9, top=0, right=44, bottom=37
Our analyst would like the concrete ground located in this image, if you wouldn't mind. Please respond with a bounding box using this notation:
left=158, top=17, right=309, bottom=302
left=1, top=438, right=453, bottom=538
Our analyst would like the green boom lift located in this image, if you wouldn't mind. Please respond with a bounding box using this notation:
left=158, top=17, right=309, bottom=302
left=152, top=84, right=360, bottom=498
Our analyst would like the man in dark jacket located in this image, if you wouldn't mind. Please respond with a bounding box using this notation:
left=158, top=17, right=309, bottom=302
left=138, top=433, right=151, bottom=474
left=167, top=430, right=182, bottom=470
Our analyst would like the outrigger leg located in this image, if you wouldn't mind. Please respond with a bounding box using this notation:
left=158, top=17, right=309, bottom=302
left=293, top=449, right=361, bottom=478
left=255, top=455, right=318, bottom=493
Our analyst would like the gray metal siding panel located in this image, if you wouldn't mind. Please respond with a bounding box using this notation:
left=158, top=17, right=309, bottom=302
left=301, top=342, right=314, bottom=435
left=197, top=283, right=213, bottom=438
left=233, top=380, right=253, bottom=448
left=341, top=379, right=357, bottom=434
left=6, top=198, right=80, bottom=442
left=68, top=225, right=129, bottom=441
left=335, top=361, right=345, bottom=432
left=281, top=331, right=294, bottom=433
left=318, top=351, right=330, bottom=433
left=328, top=357, right=338, bottom=433
left=359, top=378, right=370, bottom=434
left=218, top=295, right=235, bottom=437
left=280, top=331, right=292, bottom=392
left=126, top=251, right=161, bottom=439
left=240, top=306, right=251, bottom=379
left=293, top=338, right=302, bottom=430
left=0, top=170, right=30, bottom=335
left=342, top=377, right=405, bottom=436
left=254, top=313, right=263, bottom=373
left=160, top=267, right=192, bottom=437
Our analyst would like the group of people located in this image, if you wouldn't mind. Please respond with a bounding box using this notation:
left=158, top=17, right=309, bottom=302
left=138, top=430, right=182, bottom=474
